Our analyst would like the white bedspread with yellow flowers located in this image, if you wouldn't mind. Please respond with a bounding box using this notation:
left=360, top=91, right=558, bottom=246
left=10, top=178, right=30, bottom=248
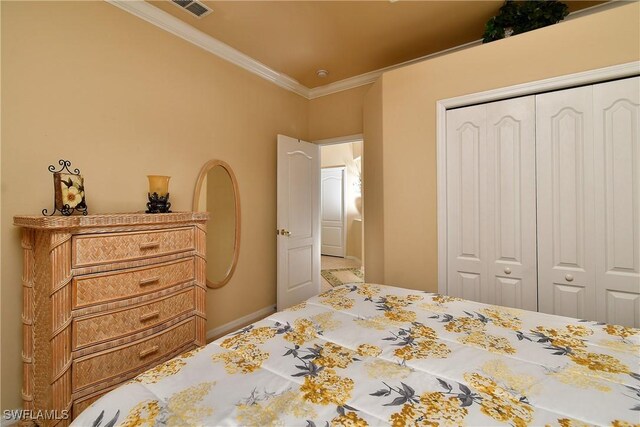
left=72, top=284, right=640, bottom=427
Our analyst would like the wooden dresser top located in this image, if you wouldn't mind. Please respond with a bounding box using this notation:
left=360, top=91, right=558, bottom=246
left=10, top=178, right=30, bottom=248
left=14, top=212, right=209, bottom=229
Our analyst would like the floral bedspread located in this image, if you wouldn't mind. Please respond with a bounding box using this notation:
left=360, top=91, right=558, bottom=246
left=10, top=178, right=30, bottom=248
left=72, top=284, right=640, bottom=427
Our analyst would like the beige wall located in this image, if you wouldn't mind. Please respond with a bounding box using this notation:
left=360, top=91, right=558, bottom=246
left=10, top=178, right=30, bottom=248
left=321, top=142, right=363, bottom=260
left=1, top=1, right=308, bottom=411
left=3, top=0, right=637, bottom=414
left=309, top=84, right=371, bottom=141
left=367, top=2, right=640, bottom=292
left=362, top=79, right=384, bottom=283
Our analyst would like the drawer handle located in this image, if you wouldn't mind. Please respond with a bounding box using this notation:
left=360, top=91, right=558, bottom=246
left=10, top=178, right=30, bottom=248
left=139, top=277, right=160, bottom=286
left=139, top=241, right=160, bottom=250
left=139, top=311, right=160, bottom=322
left=139, top=345, right=159, bottom=359
left=565, top=274, right=574, bottom=282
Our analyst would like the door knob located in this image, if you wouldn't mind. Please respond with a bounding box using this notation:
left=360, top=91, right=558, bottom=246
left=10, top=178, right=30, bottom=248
left=504, top=267, right=511, bottom=275
left=278, top=229, right=291, bottom=236
left=565, top=274, right=574, bottom=282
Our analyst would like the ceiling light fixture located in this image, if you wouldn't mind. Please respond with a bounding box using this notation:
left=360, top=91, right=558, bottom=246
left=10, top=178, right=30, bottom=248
left=316, top=69, right=329, bottom=78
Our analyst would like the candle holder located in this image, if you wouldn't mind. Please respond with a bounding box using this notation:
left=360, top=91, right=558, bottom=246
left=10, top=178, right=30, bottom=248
left=146, top=175, right=172, bottom=213
left=146, top=192, right=172, bottom=213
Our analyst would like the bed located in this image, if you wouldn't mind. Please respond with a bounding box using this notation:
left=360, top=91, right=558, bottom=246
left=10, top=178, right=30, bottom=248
left=72, top=283, right=640, bottom=426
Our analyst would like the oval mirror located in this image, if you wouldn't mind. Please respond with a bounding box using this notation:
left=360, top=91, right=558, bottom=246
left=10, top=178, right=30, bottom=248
left=193, top=160, right=240, bottom=289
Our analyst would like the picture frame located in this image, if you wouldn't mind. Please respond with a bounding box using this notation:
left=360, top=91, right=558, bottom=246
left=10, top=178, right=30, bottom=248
left=42, top=160, right=88, bottom=216
left=54, top=172, right=86, bottom=213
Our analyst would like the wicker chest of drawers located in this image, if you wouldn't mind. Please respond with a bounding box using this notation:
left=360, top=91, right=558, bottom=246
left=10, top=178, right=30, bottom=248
left=13, top=213, right=208, bottom=426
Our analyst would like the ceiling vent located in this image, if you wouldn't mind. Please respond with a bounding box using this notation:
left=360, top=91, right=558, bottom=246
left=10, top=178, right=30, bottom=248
left=171, top=0, right=212, bottom=18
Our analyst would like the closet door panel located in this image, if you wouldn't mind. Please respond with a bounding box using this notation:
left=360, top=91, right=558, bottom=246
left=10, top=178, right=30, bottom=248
left=446, top=105, right=489, bottom=303
left=552, top=284, right=586, bottom=319
left=604, top=291, right=639, bottom=327
left=594, top=77, right=640, bottom=327
left=458, top=272, right=482, bottom=302
left=495, top=277, right=523, bottom=309
left=486, top=96, right=537, bottom=311
left=537, top=86, right=596, bottom=320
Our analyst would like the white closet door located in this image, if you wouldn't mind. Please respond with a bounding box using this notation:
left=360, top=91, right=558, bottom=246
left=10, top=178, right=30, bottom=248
left=486, top=96, right=537, bottom=311
left=446, top=104, right=489, bottom=303
left=594, top=77, right=640, bottom=327
left=537, top=86, right=596, bottom=320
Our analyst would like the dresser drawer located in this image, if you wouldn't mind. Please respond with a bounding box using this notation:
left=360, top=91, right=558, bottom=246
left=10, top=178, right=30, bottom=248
left=72, top=227, right=195, bottom=268
left=73, top=258, right=194, bottom=309
left=72, top=318, right=195, bottom=391
left=73, top=288, right=195, bottom=350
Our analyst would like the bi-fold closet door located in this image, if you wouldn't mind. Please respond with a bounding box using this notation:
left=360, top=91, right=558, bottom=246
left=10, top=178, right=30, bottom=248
left=446, top=77, right=640, bottom=327
left=537, top=78, right=639, bottom=326
left=446, top=96, right=538, bottom=312
left=593, top=78, right=640, bottom=327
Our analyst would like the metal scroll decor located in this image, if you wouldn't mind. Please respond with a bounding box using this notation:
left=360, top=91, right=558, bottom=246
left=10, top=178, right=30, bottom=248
left=42, top=159, right=89, bottom=216
left=146, top=193, right=172, bottom=214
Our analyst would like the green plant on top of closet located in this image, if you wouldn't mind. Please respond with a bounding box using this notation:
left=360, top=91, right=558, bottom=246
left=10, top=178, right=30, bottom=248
left=483, top=0, right=569, bottom=44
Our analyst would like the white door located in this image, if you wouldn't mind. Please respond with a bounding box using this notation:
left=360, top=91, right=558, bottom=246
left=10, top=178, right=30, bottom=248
left=485, top=96, right=537, bottom=311
left=537, top=85, right=597, bottom=320
left=593, top=77, right=640, bottom=327
left=446, top=97, right=537, bottom=309
left=277, top=134, right=321, bottom=311
left=446, top=103, right=489, bottom=303
left=321, top=167, right=347, bottom=257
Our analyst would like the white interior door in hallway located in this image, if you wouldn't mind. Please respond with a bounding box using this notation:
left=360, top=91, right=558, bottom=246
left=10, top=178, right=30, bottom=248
left=277, top=134, right=321, bottom=311
left=321, top=167, right=347, bottom=257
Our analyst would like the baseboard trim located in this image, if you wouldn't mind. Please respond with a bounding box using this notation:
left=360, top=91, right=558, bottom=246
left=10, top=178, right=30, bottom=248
left=206, top=305, right=277, bottom=341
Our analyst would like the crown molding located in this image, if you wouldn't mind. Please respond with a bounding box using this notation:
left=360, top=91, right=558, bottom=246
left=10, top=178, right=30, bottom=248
left=107, top=0, right=629, bottom=101
left=307, top=39, right=482, bottom=99
left=106, top=0, right=310, bottom=98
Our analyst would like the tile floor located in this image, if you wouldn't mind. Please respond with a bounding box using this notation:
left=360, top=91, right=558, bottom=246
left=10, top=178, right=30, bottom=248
left=320, top=255, right=362, bottom=292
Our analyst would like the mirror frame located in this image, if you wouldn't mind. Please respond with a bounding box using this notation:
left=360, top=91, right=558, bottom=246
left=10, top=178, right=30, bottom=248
left=193, top=160, right=241, bottom=289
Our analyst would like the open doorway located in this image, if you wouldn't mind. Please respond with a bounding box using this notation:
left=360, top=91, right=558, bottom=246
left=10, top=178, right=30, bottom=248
left=318, top=138, right=364, bottom=292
